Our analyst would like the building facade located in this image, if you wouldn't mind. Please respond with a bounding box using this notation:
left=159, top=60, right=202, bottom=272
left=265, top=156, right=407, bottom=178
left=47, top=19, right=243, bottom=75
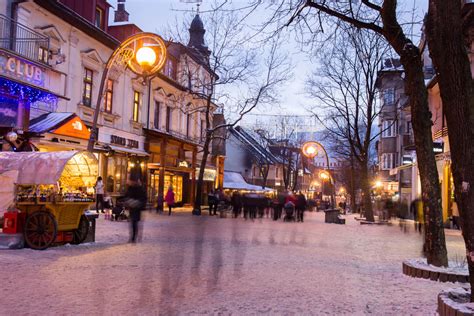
left=0, top=0, right=219, bottom=207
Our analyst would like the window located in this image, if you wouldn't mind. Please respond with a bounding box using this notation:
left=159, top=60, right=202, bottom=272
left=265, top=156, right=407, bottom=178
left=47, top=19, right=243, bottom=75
left=186, top=113, right=191, bottom=138
left=82, top=68, right=93, bottom=106
left=163, top=57, right=177, bottom=80
left=382, top=120, right=396, bottom=138
left=381, top=153, right=397, bottom=170
left=133, top=91, right=140, bottom=122
left=166, top=106, right=172, bottom=132
left=95, top=7, right=103, bottom=29
left=406, top=121, right=412, bottom=135
left=154, top=101, right=161, bottom=129
left=38, top=46, right=49, bottom=63
left=383, top=88, right=395, bottom=105
left=104, top=79, right=113, bottom=113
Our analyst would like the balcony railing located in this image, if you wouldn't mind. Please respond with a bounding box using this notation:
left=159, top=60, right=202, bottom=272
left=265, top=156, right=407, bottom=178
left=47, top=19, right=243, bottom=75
left=0, top=14, right=49, bottom=65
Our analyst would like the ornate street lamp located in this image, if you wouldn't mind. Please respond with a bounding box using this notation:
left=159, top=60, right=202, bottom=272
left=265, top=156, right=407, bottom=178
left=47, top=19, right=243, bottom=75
left=87, top=32, right=167, bottom=151
left=302, top=141, right=336, bottom=208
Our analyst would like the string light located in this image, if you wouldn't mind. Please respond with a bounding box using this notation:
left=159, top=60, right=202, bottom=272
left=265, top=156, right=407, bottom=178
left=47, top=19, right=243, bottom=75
left=0, top=78, right=58, bottom=104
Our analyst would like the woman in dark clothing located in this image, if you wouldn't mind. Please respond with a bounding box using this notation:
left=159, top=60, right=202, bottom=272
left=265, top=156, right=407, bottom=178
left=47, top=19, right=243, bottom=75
left=231, top=191, right=242, bottom=218
left=296, top=192, right=307, bottom=222
left=124, top=177, right=147, bottom=243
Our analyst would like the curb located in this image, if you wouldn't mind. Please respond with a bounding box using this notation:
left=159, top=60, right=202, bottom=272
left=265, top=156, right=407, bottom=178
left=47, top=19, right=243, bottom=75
left=402, top=261, right=469, bottom=283
left=438, top=288, right=474, bottom=316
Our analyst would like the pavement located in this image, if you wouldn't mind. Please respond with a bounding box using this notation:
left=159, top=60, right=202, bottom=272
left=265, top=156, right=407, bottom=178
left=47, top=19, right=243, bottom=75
left=0, top=211, right=467, bottom=315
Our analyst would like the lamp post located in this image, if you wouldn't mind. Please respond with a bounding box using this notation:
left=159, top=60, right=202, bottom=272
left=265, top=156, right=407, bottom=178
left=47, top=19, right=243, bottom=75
left=87, top=32, right=167, bottom=152
left=302, top=141, right=336, bottom=208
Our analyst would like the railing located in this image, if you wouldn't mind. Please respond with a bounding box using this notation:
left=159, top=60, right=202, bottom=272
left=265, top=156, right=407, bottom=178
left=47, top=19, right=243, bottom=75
left=0, top=14, right=49, bottom=65
left=154, top=126, right=204, bottom=145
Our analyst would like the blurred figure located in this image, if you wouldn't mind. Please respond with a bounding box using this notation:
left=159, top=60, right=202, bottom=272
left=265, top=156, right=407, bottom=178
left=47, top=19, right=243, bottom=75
left=94, top=176, right=105, bottom=213
left=231, top=191, right=242, bottom=218
left=165, top=186, right=175, bottom=216
left=411, top=198, right=423, bottom=233
left=156, top=193, right=164, bottom=214
left=208, top=189, right=217, bottom=216
left=452, top=200, right=460, bottom=230
left=296, top=191, right=307, bottom=222
left=124, top=176, right=147, bottom=243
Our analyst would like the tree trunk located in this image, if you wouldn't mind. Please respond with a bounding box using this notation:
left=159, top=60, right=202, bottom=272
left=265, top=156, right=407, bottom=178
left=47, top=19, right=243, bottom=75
left=193, top=134, right=211, bottom=215
left=396, top=53, right=448, bottom=267
left=350, top=159, right=357, bottom=213
left=359, top=161, right=374, bottom=222
left=426, top=0, right=474, bottom=294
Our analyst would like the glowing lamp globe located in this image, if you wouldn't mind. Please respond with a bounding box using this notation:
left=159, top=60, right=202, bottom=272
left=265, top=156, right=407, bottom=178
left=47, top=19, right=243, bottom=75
left=136, top=46, right=157, bottom=68
left=302, top=141, right=319, bottom=158
left=319, top=171, right=330, bottom=180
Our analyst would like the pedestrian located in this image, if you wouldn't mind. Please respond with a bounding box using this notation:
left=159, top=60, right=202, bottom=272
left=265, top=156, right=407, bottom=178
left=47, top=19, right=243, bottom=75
left=231, top=191, right=242, bottom=218
left=411, top=198, right=422, bottom=233
left=452, top=200, right=460, bottom=230
left=208, top=189, right=217, bottom=216
left=94, top=176, right=105, bottom=213
left=124, top=175, right=147, bottom=243
left=156, top=193, right=164, bottom=214
left=165, top=186, right=175, bottom=216
left=296, top=191, right=307, bottom=222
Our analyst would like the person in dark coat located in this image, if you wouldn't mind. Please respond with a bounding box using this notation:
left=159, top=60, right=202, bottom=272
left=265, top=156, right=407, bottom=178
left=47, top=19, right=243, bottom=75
left=124, top=176, right=147, bottom=243
left=231, top=191, right=242, bottom=218
left=296, top=191, right=307, bottom=222
left=208, top=189, right=217, bottom=216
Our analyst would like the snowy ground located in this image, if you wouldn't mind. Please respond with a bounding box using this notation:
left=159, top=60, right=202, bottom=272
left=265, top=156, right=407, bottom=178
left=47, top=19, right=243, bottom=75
left=0, top=211, right=468, bottom=315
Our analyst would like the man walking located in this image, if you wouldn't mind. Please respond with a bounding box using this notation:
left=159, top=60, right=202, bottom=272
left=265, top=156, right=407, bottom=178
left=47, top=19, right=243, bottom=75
left=124, top=174, right=147, bottom=243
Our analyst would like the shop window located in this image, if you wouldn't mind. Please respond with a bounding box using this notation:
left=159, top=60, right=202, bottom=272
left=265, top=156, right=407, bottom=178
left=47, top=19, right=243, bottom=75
left=83, top=68, right=93, bottom=107
left=154, top=101, right=161, bottom=129
left=133, top=91, right=141, bottom=122
left=164, top=173, right=183, bottom=203
left=106, top=156, right=128, bottom=194
left=95, top=7, right=103, bottom=29
left=38, top=46, right=49, bottom=63
left=105, top=79, right=113, bottom=113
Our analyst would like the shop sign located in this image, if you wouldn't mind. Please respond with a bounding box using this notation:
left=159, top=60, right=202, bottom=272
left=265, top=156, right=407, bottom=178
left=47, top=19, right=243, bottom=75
left=193, top=168, right=216, bottom=181
left=0, top=52, right=45, bottom=87
left=177, top=160, right=189, bottom=168
left=110, top=135, right=139, bottom=148
left=52, top=116, right=90, bottom=140
left=433, top=142, right=444, bottom=153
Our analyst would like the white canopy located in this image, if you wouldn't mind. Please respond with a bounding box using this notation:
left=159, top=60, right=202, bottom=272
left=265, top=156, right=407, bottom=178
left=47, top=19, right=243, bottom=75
left=0, top=151, right=97, bottom=185
left=223, top=171, right=274, bottom=192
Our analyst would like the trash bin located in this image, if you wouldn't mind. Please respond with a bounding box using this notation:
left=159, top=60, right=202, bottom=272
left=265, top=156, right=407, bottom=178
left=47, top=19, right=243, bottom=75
left=84, top=211, right=99, bottom=243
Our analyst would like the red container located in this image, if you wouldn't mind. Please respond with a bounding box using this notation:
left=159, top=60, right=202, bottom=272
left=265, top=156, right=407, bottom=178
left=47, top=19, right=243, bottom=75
left=3, top=211, right=26, bottom=234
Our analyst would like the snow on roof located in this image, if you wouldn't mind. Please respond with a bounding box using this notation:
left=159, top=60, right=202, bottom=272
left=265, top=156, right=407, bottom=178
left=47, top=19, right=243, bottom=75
left=223, top=171, right=274, bottom=191
left=29, top=112, right=75, bottom=133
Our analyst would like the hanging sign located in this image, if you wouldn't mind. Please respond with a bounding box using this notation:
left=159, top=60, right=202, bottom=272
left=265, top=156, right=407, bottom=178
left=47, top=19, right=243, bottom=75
left=0, top=51, right=46, bottom=87
left=52, top=116, right=90, bottom=140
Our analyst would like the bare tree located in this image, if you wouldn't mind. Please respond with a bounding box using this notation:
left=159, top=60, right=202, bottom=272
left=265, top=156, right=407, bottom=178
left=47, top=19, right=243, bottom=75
left=306, top=27, right=389, bottom=222
left=242, top=0, right=447, bottom=267
left=171, top=4, right=291, bottom=214
left=425, top=1, right=474, bottom=299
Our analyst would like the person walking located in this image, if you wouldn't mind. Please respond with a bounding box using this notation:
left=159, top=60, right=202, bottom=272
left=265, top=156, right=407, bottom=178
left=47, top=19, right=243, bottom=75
left=94, top=176, right=105, bottom=214
left=296, top=191, right=307, bottom=222
left=165, top=186, right=175, bottom=216
left=124, top=175, right=147, bottom=243
left=208, top=189, right=217, bottom=216
left=231, top=191, right=242, bottom=218
left=452, top=200, right=460, bottom=230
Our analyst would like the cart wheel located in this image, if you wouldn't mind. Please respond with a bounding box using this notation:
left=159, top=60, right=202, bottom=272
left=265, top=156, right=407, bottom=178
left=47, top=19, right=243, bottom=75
left=71, top=215, right=89, bottom=245
left=24, top=211, right=57, bottom=250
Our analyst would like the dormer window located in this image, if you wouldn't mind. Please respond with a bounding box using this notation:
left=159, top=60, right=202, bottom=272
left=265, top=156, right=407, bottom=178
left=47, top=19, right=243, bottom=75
left=163, top=57, right=177, bottom=81
left=38, top=46, right=49, bottom=64
left=95, top=7, right=103, bottom=29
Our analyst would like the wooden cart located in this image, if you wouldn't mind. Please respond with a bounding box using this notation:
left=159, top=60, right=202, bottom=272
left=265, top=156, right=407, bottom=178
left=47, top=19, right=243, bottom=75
left=0, top=151, right=98, bottom=250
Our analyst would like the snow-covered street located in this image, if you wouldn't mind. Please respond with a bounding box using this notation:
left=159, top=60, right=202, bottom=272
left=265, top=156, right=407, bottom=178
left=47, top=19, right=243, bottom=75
left=0, top=211, right=467, bottom=315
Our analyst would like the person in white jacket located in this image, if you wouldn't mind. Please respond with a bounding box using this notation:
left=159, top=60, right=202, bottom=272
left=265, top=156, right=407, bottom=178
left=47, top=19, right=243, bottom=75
left=95, top=176, right=105, bottom=213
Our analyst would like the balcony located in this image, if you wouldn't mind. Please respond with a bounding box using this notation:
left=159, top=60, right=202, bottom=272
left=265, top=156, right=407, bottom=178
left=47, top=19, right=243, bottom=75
left=0, top=14, right=49, bottom=65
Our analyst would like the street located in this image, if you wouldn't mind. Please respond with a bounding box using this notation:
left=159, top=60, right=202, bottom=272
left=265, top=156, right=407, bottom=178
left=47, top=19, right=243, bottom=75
left=0, top=211, right=466, bottom=315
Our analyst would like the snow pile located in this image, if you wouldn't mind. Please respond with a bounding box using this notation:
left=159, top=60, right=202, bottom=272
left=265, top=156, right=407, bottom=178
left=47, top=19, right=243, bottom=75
left=406, top=258, right=468, bottom=276
left=439, top=287, right=474, bottom=314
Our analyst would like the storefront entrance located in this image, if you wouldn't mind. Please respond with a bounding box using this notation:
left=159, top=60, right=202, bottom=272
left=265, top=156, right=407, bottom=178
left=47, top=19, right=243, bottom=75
left=148, top=169, right=191, bottom=205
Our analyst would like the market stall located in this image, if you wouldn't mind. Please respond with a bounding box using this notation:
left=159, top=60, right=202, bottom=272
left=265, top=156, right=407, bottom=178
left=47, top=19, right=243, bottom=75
left=0, top=151, right=98, bottom=250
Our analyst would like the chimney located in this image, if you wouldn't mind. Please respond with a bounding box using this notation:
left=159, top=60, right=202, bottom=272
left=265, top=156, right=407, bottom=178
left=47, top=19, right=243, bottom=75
left=114, top=0, right=129, bottom=23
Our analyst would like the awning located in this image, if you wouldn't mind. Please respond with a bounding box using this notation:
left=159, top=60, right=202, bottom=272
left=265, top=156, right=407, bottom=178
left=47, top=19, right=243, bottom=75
left=223, top=171, right=274, bottom=191
left=29, top=112, right=90, bottom=140
left=98, top=144, right=149, bottom=157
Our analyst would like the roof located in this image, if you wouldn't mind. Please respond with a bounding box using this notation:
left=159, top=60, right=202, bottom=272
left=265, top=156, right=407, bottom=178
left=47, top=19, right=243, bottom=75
left=230, top=126, right=280, bottom=164
left=28, top=112, right=75, bottom=134
left=223, top=171, right=274, bottom=191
